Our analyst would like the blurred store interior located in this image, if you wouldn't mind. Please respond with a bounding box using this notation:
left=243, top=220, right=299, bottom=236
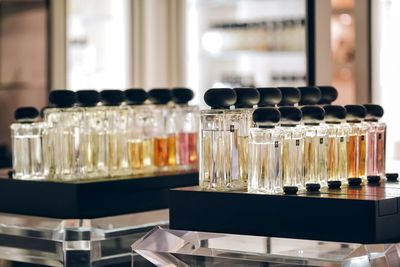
left=0, top=0, right=399, bottom=169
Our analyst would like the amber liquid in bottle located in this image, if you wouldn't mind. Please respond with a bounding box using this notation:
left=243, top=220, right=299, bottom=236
left=168, top=134, right=176, bottom=166
left=128, top=138, right=154, bottom=170
left=154, top=137, right=169, bottom=167
left=358, top=134, right=366, bottom=178
left=376, top=130, right=385, bottom=175
left=347, top=135, right=357, bottom=177
left=327, top=136, right=337, bottom=181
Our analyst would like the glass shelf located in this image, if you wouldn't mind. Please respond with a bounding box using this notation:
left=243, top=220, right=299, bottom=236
left=132, top=227, right=400, bottom=266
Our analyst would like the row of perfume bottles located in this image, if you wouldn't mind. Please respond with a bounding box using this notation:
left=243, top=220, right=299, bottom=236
left=203, top=18, right=306, bottom=53
left=11, top=88, right=198, bottom=180
left=199, top=86, right=387, bottom=193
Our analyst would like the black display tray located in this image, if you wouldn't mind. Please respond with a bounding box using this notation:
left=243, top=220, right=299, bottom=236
left=0, top=170, right=198, bottom=219
left=169, top=182, right=400, bottom=244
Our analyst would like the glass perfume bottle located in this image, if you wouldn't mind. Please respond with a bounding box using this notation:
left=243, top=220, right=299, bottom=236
left=278, top=106, right=304, bottom=194
left=170, top=88, right=199, bottom=170
left=363, top=104, right=386, bottom=182
left=224, top=87, right=260, bottom=189
left=200, top=88, right=237, bottom=190
left=317, top=86, right=338, bottom=105
left=277, top=87, right=301, bottom=107
left=298, top=86, right=321, bottom=106
left=248, top=107, right=282, bottom=193
left=75, top=90, right=107, bottom=179
left=43, top=90, right=79, bottom=180
left=323, top=105, right=350, bottom=188
left=100, top=90, right=129, bottom=177
left=344, top=105, right=368, bottom=186
left=11, top=107, right=45, bottom=180
left=124, top=88, right=152, bottom=174
left=147, top=88, right=173, bottom=170
left=300, top=105, right=328, bottom=192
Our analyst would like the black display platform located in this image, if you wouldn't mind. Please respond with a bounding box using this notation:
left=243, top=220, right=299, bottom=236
left=169, top=182, right=400, bottom=244
left=0, top=170, right=198, bottom=219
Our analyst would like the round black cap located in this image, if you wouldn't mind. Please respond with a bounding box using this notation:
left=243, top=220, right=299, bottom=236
left=204, top=88, right=237, bottom=109
left=257, top=87, right=282, bottom=107
left=15, top=107, right=39, bottom=121
left=252, top=107, right=281, bottom=124
left=328, top=180, right=342, bottom=189
left=367, top=175, right=381, bottom=184
left=345, top=105, right=367, bottom=121
left=233, top=88, right=260, bottom=108
left=323, top=105, right=347, bottom=121
left=278, top=87, right=301, bottom=106
left=301, top=105, right=325, bottom=121
left=278, top=107, right=302, bottom=123
left=363, top=104, right=384, bottom=119
left=100, top=90, right=125, bottom=106
left=386, top=173, right=399, bottom=181
left=318, top=86, right=338, bottom=104
left=171, top=87, right=194, bottom=104
left=298, top=86, right=321, bottom=105
left=49, top=90, right=76, bottom=108
left=348, top=177, right=362, bottom=186
left=148, top=88, right=172, bottom=105
left=76, top=90, right=100, bottom=107
left=125, top=88, right=148, bottom=105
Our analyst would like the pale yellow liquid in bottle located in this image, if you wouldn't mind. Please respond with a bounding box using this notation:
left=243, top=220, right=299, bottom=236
left=128, top=139, right=144, bottom=170
left=282, top=139, right=290, bottom=185
left=304, top=136, right=316, bottom=184
left=327, top=137, right=337, bottom=181
left=337, top=136, right=347, bottom=180
left=238, top=135, right=249, bottom=186
left=201, top=130, right=212, bottom=188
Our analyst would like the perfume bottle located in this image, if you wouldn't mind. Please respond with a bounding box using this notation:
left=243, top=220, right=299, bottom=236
left=75, top=90, right=107, bottom=178
left=147, top=88, right=173, bottom=170
left=224, top=87, right=260, bottom=189
left=323, top=105, right=350, bottom=188
left=317, top=86, right=338, bottom=105
left=44, top=90, right=79, bottom=180
left=125, top=88, right=152, bottom=174
left=170, top=87, right=199, bottom=170
left=278, top=106, right=304, bottom=194
left=277, top=87, right=301, bottom=107
left=363, top=104, right=386, bottom=182
left=248, top=107, right=282, bottom=193
left=100, top=90, right=129, bottom=177
left=257, top=87, right=282, bottom=107
left=200, top=88, right=236, bottom=190
left=344, top=105, right=368, bottom=185
left=300, top=105, right=328, bottom=192
left=11, top=107, right=45, bottom=180
left=298, top=86, right=321, bottom=106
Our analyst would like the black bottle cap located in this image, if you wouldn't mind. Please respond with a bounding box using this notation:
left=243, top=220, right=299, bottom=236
left=48, top=90, right=76, bottom=108
left=283, top=186, right=298, bottom=195
left=301, top=105, right=325, bottom=121
left=148, top=88, right=172, bottom=105
left=323, top=105, right=347, bottom=122
left=278, top=107, right=302, bottom=124
left=348, top=177, right=362, bottom=186
left=252, top=107, right=281, bottom=124
left=125, top=88, right=148, bottom=105
left=363, top=104, right=384, bottom=120
left=328, top=180, right=342, bottom=189
left=345, top=105, right=367, bottom=122
left=171, top=87, right=194, bottom=104
left=257, top=87, right=282, bottom=107
left=76, top=90, right=100, bottom=107
left=298, top=86, right=321, bottom=105
left=100, top=90, right=125, bottom=106
left=14, top=107, right=39, bottom=121
left=367, top=175, right=381, bottom=184
left=278, top=87, right=301, bottom=106
left=233, top=88, right=260, bottom=108
left=204, top=88, right=237, bottom=109
left=306, top=183, right=320, bottom=192
left=386, top=173, right=399, bottom=181
left=318, top=86, right=338, bottom=104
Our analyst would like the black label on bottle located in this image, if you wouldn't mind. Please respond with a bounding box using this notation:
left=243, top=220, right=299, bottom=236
left=275, top=141, right=279, bottom=148
left=296, top=140, right=300, bottom=146
left=379, top=133, right=382, bottom=140
left=320, top=138, right=324, bottom=144
left=340, top=137, right=344, bottom=142
left=230, top=125, right=235, bottom=132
